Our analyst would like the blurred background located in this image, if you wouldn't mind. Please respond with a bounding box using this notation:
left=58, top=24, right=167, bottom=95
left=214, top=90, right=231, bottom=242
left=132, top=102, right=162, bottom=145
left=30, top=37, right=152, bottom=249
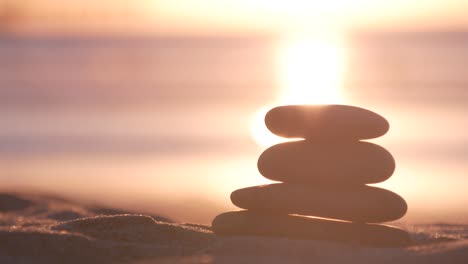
left=0, top=1, right=466, bottom=224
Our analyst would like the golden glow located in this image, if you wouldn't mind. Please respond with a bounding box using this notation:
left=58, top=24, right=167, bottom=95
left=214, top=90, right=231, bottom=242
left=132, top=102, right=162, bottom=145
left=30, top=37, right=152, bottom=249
left=278, top=36, right=345, bottom=105
left=250, top=106, right=286, bottom=147
left=5, top=1, right=468, bottom=34
left=154, top=1, right=468, bottom=33
left=251, top=36, right=345, bottom=146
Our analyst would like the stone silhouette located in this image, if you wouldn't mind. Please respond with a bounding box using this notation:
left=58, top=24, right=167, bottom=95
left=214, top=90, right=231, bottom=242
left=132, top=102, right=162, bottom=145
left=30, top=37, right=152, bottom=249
left=212, top=105, right=410, bottom=247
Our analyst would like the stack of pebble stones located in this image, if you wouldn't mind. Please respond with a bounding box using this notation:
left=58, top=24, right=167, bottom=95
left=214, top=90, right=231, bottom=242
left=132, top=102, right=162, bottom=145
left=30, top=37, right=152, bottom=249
left=212, top=105, right=410, bottom=247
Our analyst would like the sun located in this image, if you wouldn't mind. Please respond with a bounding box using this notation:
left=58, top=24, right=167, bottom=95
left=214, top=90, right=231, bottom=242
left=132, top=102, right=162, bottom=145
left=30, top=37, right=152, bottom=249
left=278, top=36, right=345, bottom=105
left=251, top=36, right=346, bottom=147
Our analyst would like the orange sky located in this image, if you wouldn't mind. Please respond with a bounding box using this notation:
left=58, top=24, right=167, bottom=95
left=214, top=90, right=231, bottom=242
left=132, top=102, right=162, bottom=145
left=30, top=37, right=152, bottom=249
left=1, top=0, right=468, bottom=34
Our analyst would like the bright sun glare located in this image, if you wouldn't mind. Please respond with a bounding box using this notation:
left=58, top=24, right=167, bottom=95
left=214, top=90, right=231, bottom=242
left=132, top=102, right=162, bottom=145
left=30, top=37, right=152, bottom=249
left=251, top=36, right=345, bottom=147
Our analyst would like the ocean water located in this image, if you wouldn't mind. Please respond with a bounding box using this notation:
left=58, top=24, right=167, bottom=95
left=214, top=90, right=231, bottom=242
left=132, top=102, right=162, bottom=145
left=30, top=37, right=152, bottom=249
left=0, top=33, right=466, bottom=223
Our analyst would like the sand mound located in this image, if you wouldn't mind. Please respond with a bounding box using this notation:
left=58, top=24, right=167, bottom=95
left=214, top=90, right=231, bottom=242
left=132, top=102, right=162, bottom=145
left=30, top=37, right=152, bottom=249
left=53, top=214, right=214, bottom=245
left=0, top=192, right=467, bottom=264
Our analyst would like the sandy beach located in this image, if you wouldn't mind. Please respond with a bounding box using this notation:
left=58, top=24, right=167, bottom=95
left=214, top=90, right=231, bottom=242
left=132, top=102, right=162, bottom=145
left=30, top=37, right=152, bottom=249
left=0, top=192, right=466, bottom=263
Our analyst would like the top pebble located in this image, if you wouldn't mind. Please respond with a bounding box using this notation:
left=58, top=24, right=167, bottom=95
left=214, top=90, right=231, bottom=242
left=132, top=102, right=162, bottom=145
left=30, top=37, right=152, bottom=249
left=265, top=105, right=389, bottom=140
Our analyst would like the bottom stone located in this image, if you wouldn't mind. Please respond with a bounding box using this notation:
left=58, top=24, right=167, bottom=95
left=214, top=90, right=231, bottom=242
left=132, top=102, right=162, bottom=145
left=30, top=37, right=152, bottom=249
left=212, top=211, right=411, bottom=247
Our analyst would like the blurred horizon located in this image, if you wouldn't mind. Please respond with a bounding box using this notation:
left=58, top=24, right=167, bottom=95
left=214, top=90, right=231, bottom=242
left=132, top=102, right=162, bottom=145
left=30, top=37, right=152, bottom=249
left=1, top=0, right=468, bottom=35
